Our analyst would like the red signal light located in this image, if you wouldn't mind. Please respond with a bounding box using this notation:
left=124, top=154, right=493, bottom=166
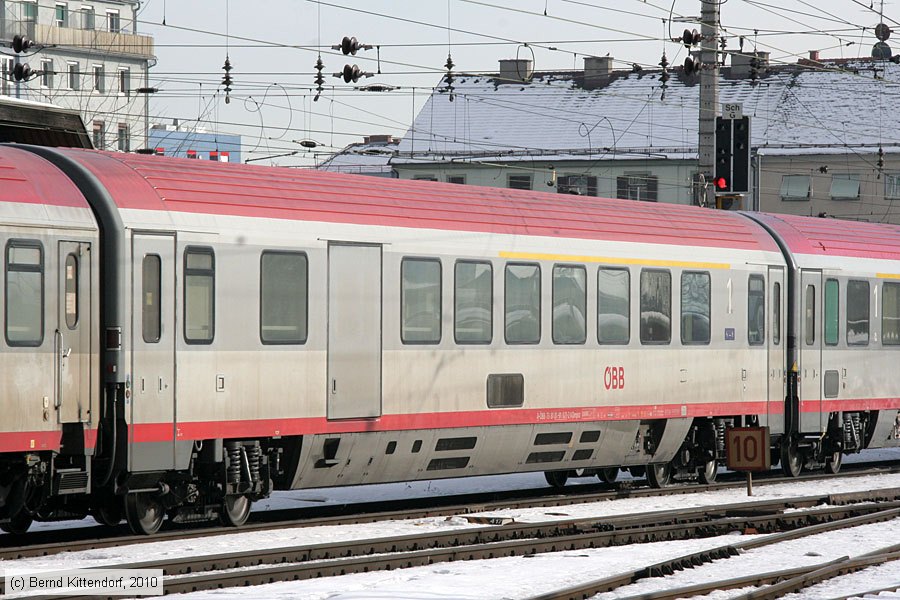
left=714, top=176, right=728, bottom=190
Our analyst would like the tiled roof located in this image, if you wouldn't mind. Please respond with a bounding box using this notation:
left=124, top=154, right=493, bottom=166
left=395, top=59, right=900, bottom=163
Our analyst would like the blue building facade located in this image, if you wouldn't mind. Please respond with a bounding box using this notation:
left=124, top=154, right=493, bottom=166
left=147, top=126, right=241, bottom=163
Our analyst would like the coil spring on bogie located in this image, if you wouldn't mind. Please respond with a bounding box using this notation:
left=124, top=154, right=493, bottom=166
left=247, top=443, right=261, bottom=484
left=715, top=419, right=727, bottom=454
left=843, top=413, right=862, bottom=451
left=226, top=441, right=242, bottom=484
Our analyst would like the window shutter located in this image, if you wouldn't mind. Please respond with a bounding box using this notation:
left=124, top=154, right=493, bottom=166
left=647, top=176, right=659, bottom=202
left=616, top=176, right=628, bottom=199
left=587, top=176, right=598, bottom=197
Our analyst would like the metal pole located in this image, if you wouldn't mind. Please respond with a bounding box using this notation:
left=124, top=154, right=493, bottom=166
left=746, top=471, right=753, bottom=496
left=699, top=0, right=719, bottom=208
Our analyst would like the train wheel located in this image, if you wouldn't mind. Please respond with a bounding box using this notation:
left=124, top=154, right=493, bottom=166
left=544, top=471, right=568, bottom=489
left=825, top=451, right=843, bottom=475
left=0, top=510, right=33, bottom=535
left=93, top=498, right=124, bottom=527
left=646, top=463, right=673, bottom=488
left=124, top=493, right=165, bottom=535
left=780, top=439, right=802, bottom=478
left=697, top=459, right=718, bottom=484
left=597, top=468, right=619, bottom=484
left=219, top=495, right=252, bottom=527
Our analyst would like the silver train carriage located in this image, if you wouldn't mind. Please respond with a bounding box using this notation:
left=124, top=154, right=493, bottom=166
left=0, top=144, right=898, bottom=535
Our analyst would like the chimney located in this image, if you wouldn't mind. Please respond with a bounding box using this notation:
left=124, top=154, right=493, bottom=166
left=808, top=50, right=819, bottom=62
left=498, top=59, right=533, bottom=83
left=583, top=56, right=613, bottom=90
left=364, top=134, right=395, bottom=144
left=730, top=51, right=769, bottom=78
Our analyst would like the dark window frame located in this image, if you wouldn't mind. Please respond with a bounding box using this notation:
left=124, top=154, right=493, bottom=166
left=773, top=281, right=781, bottom=346
left=805, top=285, right=816, bottom=346
left=846, top=279, right=870, bottom=346
left=5, top=239, right=44, bottom=347
left=400, top=257, right=442, bottom=345
left=551, top=263, right=587, bottom=345
left=748, top=274, right=766, bottom=346
left=453, top=259, right=492, bottom=345
left=680, top=270, right=711, bottom=345
left=142, top=254, right=161, bottom=343
left=64, top=252, right=79, bottom=330
left=504, top=262, right=541, bottom=345
left=183, top=246, right=215, bottom=345
left=259, top=250, right=309, bottom=345
left=883, top=281, right=900, bottom=346
left=639, top=268, right=671, bottom=345
left=824, top=278, right=840, bottom=346
left=597, top=266, right=630, bottom=345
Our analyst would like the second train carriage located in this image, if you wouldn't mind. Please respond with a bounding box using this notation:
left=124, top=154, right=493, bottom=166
left=0, top=144, right=898, bottom=535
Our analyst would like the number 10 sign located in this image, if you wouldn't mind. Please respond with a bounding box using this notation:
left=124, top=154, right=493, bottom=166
left=726, top=427, right=771, bottom=472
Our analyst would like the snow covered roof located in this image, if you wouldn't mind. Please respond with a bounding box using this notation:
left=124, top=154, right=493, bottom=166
left=395, top=58, right=900, bottom=164
left=319, top=138, right=398, bottom=175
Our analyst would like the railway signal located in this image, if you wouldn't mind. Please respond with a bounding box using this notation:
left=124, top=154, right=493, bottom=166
left=714, top=108, right=751, bottom=199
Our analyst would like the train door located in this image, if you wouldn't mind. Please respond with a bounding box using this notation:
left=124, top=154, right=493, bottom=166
left=56, top=241, right=91, bottom=424
left=130, top=233, right=176, bottom=471
left=767, top=266, right=785, bottom=434
left=327, top=243, right=382, bottom=420
left=799, top=269, right=823, bottom=433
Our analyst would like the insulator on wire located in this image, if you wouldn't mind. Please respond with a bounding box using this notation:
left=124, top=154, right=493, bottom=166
left=878, top=146, right=885, bottom=170
left=333, top=64, right=372, bottom=83
left=683, top=56, right=702, bottom=76
left=749, top=56, right=760, bottom=83
left=681, top=28, right=701, bottom=47
left=314, top=55, right=325, bottom=101
left=659, top=52, right=670, bottom=85
left=12, top=34, right=34, bottom=53
left=12, top=63, right=33, bottom=81
left=221, top=56, right=233, bottom=104
left=332, top=36, right=373, bottom=56
left=444, top=53, right=455, bottom=102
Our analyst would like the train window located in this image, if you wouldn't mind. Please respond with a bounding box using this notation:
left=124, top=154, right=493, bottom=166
left=598, top=267, right=629, bottom=344
left=640, top=269, right=671, bottom=344
left=260, top=252, right=308, bottom=345
left=824, top=279, right=839, bottom=346
left=681, top=271, right=710, bottom=344
left=552, top=265, right=586, bottom=344
left=773, top=282, right=781, bottom=345
left=65, top=253, right=78, bottom=329
left=747, top=275, right=765, bottom=346
left=401, top=258, right=441, bottom=344
left=846, top=280, right=869, bottom=346
left=5, top=241, right=43, bottom=347
left=884, top=282, right=900, bottom=346
left=184, top=247, right=215, bottom=344
left=505, top=263, right=540, bottom=344
left=454, top=261, right=492, bottom=344
left=805, top=285, right=816, bottom=345
left=142, top=255, right=161, bottom=343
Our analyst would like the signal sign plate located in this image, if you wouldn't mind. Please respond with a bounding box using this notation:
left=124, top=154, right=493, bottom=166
left=722, top=102, right=743, bottom=120
left=726, top=427, right=771, bottom=472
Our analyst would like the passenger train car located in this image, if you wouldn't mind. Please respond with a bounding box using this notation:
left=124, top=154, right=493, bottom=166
left=0, top=144, right=898, bottom=535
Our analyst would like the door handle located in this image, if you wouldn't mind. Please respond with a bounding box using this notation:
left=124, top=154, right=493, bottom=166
left=331, top=379, right=337, bottom=394
left=54, top=330, right=63, bottom=409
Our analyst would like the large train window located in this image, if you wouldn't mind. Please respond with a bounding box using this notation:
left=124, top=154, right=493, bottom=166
left=598, top=268, right=629, bottom=344
left=824, top=279, right=839, bottom=346
left=805, top=286, right=816, bottom=345
left=454, top=260, right=492, bottom=344
left=681, top=271, right=710, bottom=345
left=846, top=280, right=869, bottom=345
left=505, top=263, right=540, bottom=344
left=142, top=255, right=161, bottom=343
left=260, top=251, right=308, bottom=345
left=773, top=282, right=781, bottom=345
left=552, top=265, right=586, bottom=345
left=5, top=240, right=43, bottom=347
left=183, top=247, right=215, bottom=344
left=640, top=269, right=670, bottom=344
left=401, top=258, right=441, bottom=344
left=884, top=282, right=900, bottom=345
left=747, top=275, right=765, bottom=345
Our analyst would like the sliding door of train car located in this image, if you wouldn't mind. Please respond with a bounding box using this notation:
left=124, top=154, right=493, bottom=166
left=327, top=243, right=382, bottom=420
left=799, top=270, right=823, bottom=433
left=130, top=233, right=177, bottom=471
left=56, top=241, right=92, bottom=424
left=767, top=266, right=786, bottom=434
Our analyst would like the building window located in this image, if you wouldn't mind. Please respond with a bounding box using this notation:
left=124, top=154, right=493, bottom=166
left=412, top=175, right=437, bottom=181
left=5, top=241, right=43, bottom=346
left=598, top=267, right=629, bottom=344
left=552, top=265, right=586, bottom=344
left=40, top=59, right=53, bottom=88
left=117, top=123, right=129, bottom=152
left=55, top=3, right=68, bottom=27
left=260, top=251, right=308, bottom=344
left=92, top=121, right=104, bottom=149
left=681, top=271, right=710, bottom=344
left=454, top=260, right=492, bottom=344
left=886, top=174, right=900, bottom=199
left=23, top=1, right=37, bottom=23
left=748, top=274, right=765, bottom=345
left=0, top=57, right=12, bottom=96
left=184, top=247, right=215, bottom=344
left=67, top=62, right=79, bottom=90
left=106, top=9, right=119, bottom=32
left=831, top=174, right=860, bottom=200
left=640, top=269, right=671, bottom=344
left=508, top=174, right=532, bottom=191
left=847, top=280, right=869, bottom=345
left=617, top=174, right=658, bottom=202
left=824, top=278, right=839, bottom=345
left=447, top=175, right=466, bottom=185
left=505, top=263, right=540, bottom=344
left=92, top=64, right=103, bottom=92
left=80, top=5, right=94, bottom=29
left=401, top=258, right=441, bottom=344
left=781, top=175, right=811, bottom=201
left=558, top=175, right=597, bottom=196
left=118, top=68, right=130, bottom=97
left=142, top=255, right=160, bottom=343
left=884, top=282, right=900, bottom=345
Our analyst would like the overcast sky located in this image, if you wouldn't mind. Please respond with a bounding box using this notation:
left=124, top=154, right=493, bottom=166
left=136, top=0, right=896, bottom=166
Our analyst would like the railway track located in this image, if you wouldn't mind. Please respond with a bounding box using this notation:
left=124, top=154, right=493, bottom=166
left=8, top=489, right=900, bottom=598
left=3, top=459, right=899, bottom=562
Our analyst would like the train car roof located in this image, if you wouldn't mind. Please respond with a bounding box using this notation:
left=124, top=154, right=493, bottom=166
left=0, top=145, right=90, bottom=209
left=752, top=212, right=900, bottom=262
left=50, top=148, right=782, bottom=252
